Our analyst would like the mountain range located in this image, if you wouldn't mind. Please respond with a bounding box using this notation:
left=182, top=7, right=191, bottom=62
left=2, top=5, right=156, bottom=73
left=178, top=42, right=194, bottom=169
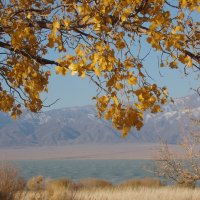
left=0, top=94, right=199, bottom=147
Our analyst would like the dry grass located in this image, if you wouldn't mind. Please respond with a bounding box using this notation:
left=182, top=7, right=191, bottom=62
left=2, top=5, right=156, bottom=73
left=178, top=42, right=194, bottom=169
left=74, top=187, right=200, bottom=200
left=0, top=166, right=197, bottom=200
left=46, top=178, right=79, bottom=195
left=17, top=177, right=200, bottom=200
left=78, top=178, right=112, bottom=189
left=18, top=187, right=200, bottom=200
left=117, top=178, right=163, bottom=188
left=0, top=162, right=25, bottom=200
left=27, top=176, right=45, bottom=191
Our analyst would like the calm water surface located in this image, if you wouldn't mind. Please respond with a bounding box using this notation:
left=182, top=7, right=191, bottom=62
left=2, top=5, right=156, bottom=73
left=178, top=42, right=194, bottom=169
left=13, top=160, right=155, bottom=183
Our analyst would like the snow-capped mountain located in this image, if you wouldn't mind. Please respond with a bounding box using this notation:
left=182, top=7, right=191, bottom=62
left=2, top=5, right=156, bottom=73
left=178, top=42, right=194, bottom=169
left=0, top=94, right=199, bottom=147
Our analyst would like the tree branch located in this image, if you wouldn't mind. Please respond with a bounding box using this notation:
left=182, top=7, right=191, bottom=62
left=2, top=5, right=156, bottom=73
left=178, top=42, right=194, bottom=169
left=0, top=41, right=59, bottom=66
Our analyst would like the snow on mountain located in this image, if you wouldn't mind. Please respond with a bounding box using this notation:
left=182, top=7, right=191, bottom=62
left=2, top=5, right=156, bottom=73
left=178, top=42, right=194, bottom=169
left=0, top=94, right=199, bottom=147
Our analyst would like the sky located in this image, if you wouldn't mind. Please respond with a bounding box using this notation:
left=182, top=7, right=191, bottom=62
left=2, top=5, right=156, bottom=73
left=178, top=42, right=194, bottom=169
left=42, top=48, right=199, bottom=110
left=41, top=8, right=200, bottom=111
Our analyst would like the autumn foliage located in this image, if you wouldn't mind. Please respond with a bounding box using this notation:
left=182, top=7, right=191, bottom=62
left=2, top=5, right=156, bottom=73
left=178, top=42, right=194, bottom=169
left=0, top=0, right=199, bottom=136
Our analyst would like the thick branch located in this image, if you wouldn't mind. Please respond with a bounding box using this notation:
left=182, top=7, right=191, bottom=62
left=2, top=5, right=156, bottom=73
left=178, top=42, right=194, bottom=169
left=0, top=41, right=59, bottom=66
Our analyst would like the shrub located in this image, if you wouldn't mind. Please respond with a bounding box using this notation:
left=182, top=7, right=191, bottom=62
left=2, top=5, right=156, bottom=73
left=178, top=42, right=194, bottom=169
left=117, top=178, right=163, bottom=188
left=27, top=176, right=45, bottom=191
left=173, top=180, right=196, bottom=189
left=0, top=161, right=25, bottom=200
left=78, top=178, right=112, bottom=189
left=46, top=178, right=76, bottom=195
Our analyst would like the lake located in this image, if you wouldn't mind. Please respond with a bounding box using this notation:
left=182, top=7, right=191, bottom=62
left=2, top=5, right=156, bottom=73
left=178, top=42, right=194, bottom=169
left=13, top=160, right=155, bottom=183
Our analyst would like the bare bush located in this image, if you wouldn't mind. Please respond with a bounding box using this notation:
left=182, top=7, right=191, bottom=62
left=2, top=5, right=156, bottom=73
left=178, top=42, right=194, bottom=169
left=0, top=162, right=25, bottom=200
left=155, top=116, right=200, bottom=188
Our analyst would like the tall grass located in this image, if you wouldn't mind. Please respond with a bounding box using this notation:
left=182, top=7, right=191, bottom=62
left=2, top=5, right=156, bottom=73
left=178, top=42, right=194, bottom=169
left=19, top=186, right=200, bottom=200
left=19, top=176, right=200, bottom=200
left=74, top=187, right=200, bottom=200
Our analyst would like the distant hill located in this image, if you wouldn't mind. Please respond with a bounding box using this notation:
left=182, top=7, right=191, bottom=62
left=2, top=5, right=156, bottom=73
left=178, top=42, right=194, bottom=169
left=0, top=94, right=199, bottom=147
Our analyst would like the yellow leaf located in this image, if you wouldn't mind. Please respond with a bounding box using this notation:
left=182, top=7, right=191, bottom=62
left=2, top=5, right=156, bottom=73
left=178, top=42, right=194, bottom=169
left=94, top=15, right=101, bottom=23
left=94, top=68, right=101, bottom=77
left=112, top=95, right=119, bottom=105
left=124, top=59, right=133, bottom=69
left=122, top=126, right=131, bottom=138
left=81, top=15, right=90, bottom=23
left=185, top=56, right=193, bottom=67
left=55, top=66, right=68, bottom=75
left=76, top=46, right=84, bottom=57
left=71, top=70, right=77, bottom=76
left=187, top=59, right=192, bottom=67
left=162, top=87, right=168, bottom=96
left=160, top=62, right=164, bottom=67
left=53, top=21, right=60, bottom=29
left=172, top=26, right=181, bottom=34
left=128, top=76, right=137, bottom=86
left=63, top=19, right=70, bottom=28
left=169, top=61, right=178, bottom=69
left=80, top=71, right=86, bottom=78
left=181, top=0, right=187, bottom=8
left=121, top=14, right=127, bottom=22
left=27, top=13, right=31, bottom=19
left=11, top=113, right=17, bottom=119
left=179, top=12, right=184, bottom=20
left=69, top=63, right=78, bottom=71
left=151, top=105, right=161, bottom=113
left=104, top=111, right=112, bottom=120
left=135, top=121, right=143, bottom=131
left=115, top=82, right=123, bottom=90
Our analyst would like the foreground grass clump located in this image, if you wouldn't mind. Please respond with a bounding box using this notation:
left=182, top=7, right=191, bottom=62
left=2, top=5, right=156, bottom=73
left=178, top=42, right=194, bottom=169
left=27, top=176, right=45, bottom=191
left=117, top=178, right=163, bottom=188
left=79, top=178, right=112, bottom=189
left=46, top=178, right=79, bottom=195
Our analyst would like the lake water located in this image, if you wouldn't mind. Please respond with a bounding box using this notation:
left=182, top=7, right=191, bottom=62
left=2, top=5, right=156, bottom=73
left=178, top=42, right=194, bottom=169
left=13, top=160, right=156, bottom=183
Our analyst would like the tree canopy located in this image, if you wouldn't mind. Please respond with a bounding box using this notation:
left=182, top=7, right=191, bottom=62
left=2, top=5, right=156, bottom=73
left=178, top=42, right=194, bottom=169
left=0, top=0, right=199, bottom=136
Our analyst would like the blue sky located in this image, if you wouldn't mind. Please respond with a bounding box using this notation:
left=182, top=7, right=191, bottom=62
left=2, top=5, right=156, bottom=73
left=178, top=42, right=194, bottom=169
left=42, top=9, right=200, bottom=110
left=43, top=49, right=199, bottom=110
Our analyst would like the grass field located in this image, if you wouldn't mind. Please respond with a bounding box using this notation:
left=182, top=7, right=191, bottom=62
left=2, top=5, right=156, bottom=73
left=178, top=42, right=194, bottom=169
left=14, top=177, right=199, bottom=200
left=19, top=187, right=200, bottom=200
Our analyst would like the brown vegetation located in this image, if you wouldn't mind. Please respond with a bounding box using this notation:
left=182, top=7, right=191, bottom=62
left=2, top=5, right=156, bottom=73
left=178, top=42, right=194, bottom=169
left=26, top=176, right=45, bottom=191
left=46, top=178, right=79, bottom=195
left=78, top=178, right=112, bottom=189
left=155, top=116, right=200, bottom=188
left=0, top=162, right=25, bottom=200
left=117, top=178, right=163, bottom=188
